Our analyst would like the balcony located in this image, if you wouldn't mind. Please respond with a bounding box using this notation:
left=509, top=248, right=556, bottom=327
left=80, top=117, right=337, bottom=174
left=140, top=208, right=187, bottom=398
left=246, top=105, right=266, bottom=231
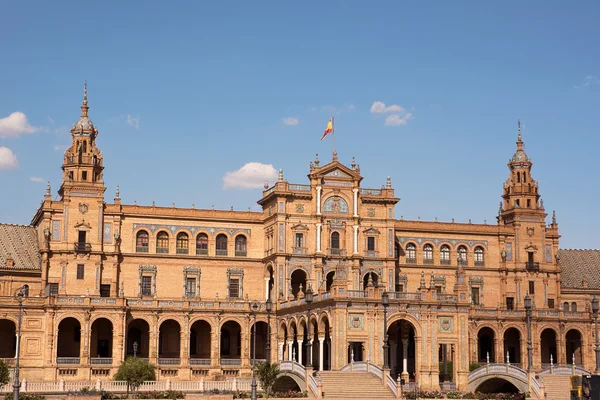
left=156, top=247, right=169, bottom=254
left=348, top=290, right=367, bottom=298
left=74, top=242, right=91, bottom=252
left=235, top=250, right=247, bottom=257
left=176, top=248, right=189, bottom=255
left=158, top=358, right=180, bottom=365
left=437, top=294, right=458, bottom=302
left=196, top=248, right=208, bottom=256
left=293, top=247, right=307, bottom=255
left=525, top=262, right=540, bottom=271
left=423, top=258, right=434, bottom=264
left=328, top=248, right=346, bottom=257
left=90, top=357, right=113, bottom=365
left=440, top=259, right=451, bottom=265
left=57, top=357, right=81, bottom=365
left=216, top=249, right=228, bottom=256
left=389, top=292, right=421, bottom=301
left=474, top=261, right=485, bottom=267
left=136, top=246, right=149, bottom=253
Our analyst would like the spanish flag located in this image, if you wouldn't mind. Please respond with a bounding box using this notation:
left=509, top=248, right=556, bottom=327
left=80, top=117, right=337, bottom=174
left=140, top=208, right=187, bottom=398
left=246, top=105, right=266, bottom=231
left=321, top=117, right=334, bottom=140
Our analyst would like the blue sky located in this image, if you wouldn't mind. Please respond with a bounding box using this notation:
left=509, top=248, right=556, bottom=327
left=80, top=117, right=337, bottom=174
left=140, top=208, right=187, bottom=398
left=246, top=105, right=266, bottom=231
left=1, top=1, right=599, bottom=249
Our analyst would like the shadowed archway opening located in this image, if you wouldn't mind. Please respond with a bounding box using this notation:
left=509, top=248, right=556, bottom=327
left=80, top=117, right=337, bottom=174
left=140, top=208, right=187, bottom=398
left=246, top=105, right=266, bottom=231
left=540, top=328, right=557, bottom=365
left=478, top=327, right=495, bottom=363
left=90, top=318, right=113, bottom=360
left=221, top=321, right=241, bottom=360
left=503, top=328, right=522, bottom=366
left=126, top=319, right=150, bottom=358
left=566, top=329, right=583, bottom=365
left=476, top=378, right=519, bottom=394
left=387, top=319, right=417, bottom=381
left=363, top=272, right=379, bottom=290
left=272, top=376, right=301, bottom=393
left=291, top=270, right=307, bottom=298
left=159, top=319, right=181, bottom=360
left=251, top=321, right=268, bottom=361
left=326, top=271, right=335, bottom=292
left=0, top=319, right=16, bottom=358
left=190, top=320, right=211, bottom=362
left=57, top=317, right=81, bottom=361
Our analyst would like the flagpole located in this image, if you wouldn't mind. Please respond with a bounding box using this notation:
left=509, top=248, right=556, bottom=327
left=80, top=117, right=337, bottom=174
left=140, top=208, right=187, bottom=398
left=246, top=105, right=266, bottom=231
left=332, top=115, right=335, bottom=158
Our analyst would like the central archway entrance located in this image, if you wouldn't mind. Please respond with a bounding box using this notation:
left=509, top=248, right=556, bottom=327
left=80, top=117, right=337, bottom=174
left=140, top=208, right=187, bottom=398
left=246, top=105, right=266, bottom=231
left=388, top=319, right=417, bottom=381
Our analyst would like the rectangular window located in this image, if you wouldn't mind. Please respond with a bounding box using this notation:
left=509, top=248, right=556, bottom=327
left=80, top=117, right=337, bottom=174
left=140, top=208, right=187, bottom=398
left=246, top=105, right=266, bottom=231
left=548, top=299, right=555, bottom=309
left=77, top=264, right=84, bottom=280
left=82, top=171, right=87, bottom=181
left=436, top=286, right=442, bottom=295
left=229, top=278, right=240, bottom=298
left=100, top=284, right=110, bottom=298
left=295, top=233, right=304, bottom=248
left=506, top=297, right=514, bottom=310
left=471, top=287, right=480, bottom=305
left=186, top=277, right=196, bottom=297
left=529, top=281, right=535, bottom=295
left=398, top=284, right=404, bottom=293
left=141, top=276, right=152, bottom=296
left=367, top=237, right=375, bottom=251
left=49, top=283, right=59, bottom=296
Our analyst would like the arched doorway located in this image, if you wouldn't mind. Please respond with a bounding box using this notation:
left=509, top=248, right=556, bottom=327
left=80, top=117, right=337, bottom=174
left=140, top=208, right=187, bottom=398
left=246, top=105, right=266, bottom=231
left=363, top=272, right=379, bottom=290
left=503, top=328, right=521, bottom=366
left=279, top=322, right=288, bottom=362
left=159, top=320, right=181, bottom=363
left=478, top=327, right=495, bottom=363
left=90, top=318, right=113, bottom=362
left=0, top=319, right=16, bottom=358
left=251, top=321, right=268, bottom=362
left=291, top=270, right=307, bottom=298
left=266, top=265, right=275, bottom=300
left=126, top=319, right=150, bottom=358
left=57, top=317, right=81, bottom=363
left=566, top=329, right=582, bottom=366
left=540, top=328, right=557, bottom=365
left=388, top=319, right=417, bottom=381
left=476, top=378, right=519, bottom=394
left=325, top=271, right=334, bottom=292
left=190, top=320, right=211, bottom=365
left=220, top=321, right=241, bottom=363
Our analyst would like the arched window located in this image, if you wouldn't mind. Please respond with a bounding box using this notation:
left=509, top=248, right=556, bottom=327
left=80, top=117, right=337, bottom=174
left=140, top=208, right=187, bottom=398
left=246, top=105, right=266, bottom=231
left=474, top=247, right=485, bottom=266
left=440, top=245, right=450, bottom=265
left=156, top=231, right=169, bottom=253
left=176, top=232, right=189, bottom=254
left=196, top=233, right=208, bottom=255
left=406, top=243, right=416, bottom=263
left=136, top=230, right=149, bottom=252
left=330, top=232, right=341, bottom=255
left=423, top=244, right=433, bottom=264
left=458, top=246, right=467, bottom=266
left=563, top=302, right=569, bottom=312
left=571, top=302, right=577, bottom=312
left=216, top=234, right=228, bottom=256
left=235, top=235, right=247, bottom=257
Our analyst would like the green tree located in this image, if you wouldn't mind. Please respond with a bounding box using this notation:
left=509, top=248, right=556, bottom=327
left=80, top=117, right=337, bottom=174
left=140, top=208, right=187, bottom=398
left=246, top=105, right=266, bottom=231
left=113, top=357, right=156, bottom=395
left=0, top=360, right=10, bottom=387
left=254, top=361, right=280, bottom=399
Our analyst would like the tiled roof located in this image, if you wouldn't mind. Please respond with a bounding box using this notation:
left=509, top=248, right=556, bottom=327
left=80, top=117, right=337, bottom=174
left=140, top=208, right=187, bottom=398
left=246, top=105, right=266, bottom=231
left=0, top=224, right=41, bottom=270
left=558, top=249, right=600, bottom=289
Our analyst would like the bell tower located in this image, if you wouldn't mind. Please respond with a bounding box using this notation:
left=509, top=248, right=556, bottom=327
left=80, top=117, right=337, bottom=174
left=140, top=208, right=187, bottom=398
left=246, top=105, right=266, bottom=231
left=500, top=121, right=545, bottom=225
left=58, top=82, right=105, bottom=199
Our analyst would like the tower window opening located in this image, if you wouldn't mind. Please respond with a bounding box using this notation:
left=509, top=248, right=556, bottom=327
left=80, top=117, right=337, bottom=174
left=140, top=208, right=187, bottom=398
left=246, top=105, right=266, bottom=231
left=516, top=172, right=520, bottom=183
left=515, top=199, right=520, bottom=207
left=82, top=141, right=87, bottom=153
left=523, top=172, right=527, bottom=182
left=527, top=199, right=531, bottom=208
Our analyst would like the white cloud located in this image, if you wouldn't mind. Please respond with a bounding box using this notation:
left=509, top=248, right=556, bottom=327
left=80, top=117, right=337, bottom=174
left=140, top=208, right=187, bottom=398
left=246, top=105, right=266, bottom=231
left=54, top=144, right=69, bottom=151
left=282, top=117, right=299, bottom=126
left=127, top=114, right=140, bottom=129
left=385, top=113, right=413, bottom=126
left=0, top=112, right=40, bottom=138
left=370, top=101, right=404, bottom=114
left=223, top=162, right=278, bottom=189
left=575, top=75, right=600, bottom=89
left=30, top=176, right=45, bottom=183
left=0, top=147, right=18, bottom=170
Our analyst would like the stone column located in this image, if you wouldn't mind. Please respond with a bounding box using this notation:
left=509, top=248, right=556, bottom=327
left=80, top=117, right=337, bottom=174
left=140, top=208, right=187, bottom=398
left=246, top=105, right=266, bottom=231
left=319, top=337, right=325, bottom=371
left=297, top=339, right=303, bottom=365
left=401, top=339, right=409, bottom=381
left=316, top=186, right=322, bottom=215
left=353, top=188, right=359, bottom=217
left=353, top=225, right=359, bottom=255
left=279, top=342, right=284, bottom=362
left=211, top=323, right=220, bottom=368
left=316, top=223, right=322, bottom=253
left=288, top=341, right=293, bottom=361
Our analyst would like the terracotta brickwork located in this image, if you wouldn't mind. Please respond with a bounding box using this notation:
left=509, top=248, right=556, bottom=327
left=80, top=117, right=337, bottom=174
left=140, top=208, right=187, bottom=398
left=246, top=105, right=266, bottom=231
left=0, top=92, right=597, bottom=392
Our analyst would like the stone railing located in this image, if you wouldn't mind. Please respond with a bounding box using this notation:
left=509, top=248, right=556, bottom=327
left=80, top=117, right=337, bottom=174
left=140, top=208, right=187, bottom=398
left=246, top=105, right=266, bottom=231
left=0, top=378, right=260, bottom=394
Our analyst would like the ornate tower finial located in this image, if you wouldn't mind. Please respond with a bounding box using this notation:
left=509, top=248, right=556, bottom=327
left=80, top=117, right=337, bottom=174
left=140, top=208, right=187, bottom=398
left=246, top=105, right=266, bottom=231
left=517, top=119, right=522, bottom=142
left=314, top=153, right=320, bottom=167
left=264, top=181, right=269, bottom=190
left=45, top=181, right=51, bottom=196
left=83, top=80, right=88, bottom=106
left=277, top=169, right=284, bottom=182
left=351, top=156, right=356, bottom=170
left=552, top=210, right=557, bottom=225
left=386, top=176, right=392, bottom=189
left=115, top=185, right=120, bottom=200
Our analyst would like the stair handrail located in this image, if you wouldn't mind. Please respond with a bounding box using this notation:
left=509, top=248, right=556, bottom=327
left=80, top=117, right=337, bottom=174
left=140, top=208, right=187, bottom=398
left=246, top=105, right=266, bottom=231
left=308, top=374, right=318, bottom=397
left=386, top=373, right=398, bottom=397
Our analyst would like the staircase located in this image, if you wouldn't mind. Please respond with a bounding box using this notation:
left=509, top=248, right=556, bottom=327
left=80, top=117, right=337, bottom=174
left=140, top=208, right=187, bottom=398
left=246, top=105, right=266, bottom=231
left=543, top=375, right=572, bottom=400
left=319, top=371, right=395, bottom=399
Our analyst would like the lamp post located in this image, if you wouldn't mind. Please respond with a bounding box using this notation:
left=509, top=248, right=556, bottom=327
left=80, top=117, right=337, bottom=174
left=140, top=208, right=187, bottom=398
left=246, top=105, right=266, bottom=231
left=524, top=294, right=533, bottom=372
left=305, top=285, right=313, bottom=368
left=265, top=298, right=273, bottom=364
left=13, top=285, right=28, bottom=400
left=133, top=341, right=138, bottom=359
left=250, top=301, right=259, bottom=400
left=592, top=296, right=599, bottom=372
left=382, top=291, right=390, bottom=370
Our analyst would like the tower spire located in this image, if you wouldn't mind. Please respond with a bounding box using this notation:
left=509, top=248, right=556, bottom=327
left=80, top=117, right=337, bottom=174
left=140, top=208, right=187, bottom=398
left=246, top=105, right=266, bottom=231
left=81, top=80, right=89, bottom=117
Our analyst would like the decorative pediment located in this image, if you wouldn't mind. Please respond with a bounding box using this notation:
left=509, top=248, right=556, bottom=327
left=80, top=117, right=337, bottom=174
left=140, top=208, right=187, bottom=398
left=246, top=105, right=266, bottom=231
left=363, top=227, right=380, bottom=234
left=324, top=168, right=352, bottom=179
left=74, top=220, right=92, bottom=230
left=524, top=243, right=538, bottom=251
left=291, top=223, right=309, bottom=231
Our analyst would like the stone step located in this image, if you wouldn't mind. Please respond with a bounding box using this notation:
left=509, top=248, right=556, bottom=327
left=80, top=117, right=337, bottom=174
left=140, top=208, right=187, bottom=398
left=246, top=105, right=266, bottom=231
left=542, top=375, right=572, bottom=400
left=319, top=371, right=395, bottom=399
